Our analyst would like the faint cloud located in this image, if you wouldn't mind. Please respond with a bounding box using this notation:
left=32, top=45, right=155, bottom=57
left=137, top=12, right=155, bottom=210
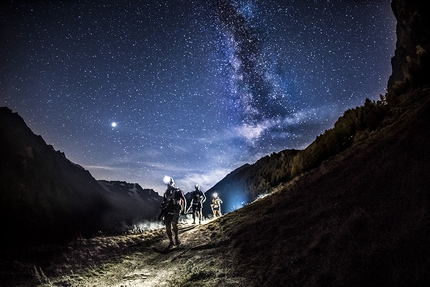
left=235, top=105, right=336, bottom=145
left=236, top=119, right=274, bottom=142
left=177, top=168, right=232, bottom=193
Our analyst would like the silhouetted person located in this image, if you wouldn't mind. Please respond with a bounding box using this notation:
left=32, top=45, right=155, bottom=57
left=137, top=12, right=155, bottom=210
left=189, top=184, right=206, bottom=224
left=159, top=177, right=186, bottom=248
left=211, top=192, right=223, bottom=218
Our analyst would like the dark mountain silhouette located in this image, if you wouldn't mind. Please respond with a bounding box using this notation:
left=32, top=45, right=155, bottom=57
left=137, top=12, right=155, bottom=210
left=204, top=149, right=300, bottom=214
left=0, top=108, right=162, bottom=244
left=98, top=180, right=162, bottom=230
left=0, top=107, right=110, bottom=244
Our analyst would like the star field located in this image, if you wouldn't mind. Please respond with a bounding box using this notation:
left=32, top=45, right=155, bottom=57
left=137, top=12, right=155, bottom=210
left=1, top=0, right=396, bottom=194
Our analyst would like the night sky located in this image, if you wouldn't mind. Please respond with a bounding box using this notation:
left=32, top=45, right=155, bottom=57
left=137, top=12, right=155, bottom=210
left=1, top=0, right=396, bottom=194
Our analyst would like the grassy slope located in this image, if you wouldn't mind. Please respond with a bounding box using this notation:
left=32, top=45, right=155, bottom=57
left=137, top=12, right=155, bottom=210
left=219, top=88, right=430, bottom=286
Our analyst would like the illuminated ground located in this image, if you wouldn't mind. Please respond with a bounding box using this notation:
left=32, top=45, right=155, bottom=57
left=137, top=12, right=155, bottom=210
left=2, top=217, right=245, bottom=287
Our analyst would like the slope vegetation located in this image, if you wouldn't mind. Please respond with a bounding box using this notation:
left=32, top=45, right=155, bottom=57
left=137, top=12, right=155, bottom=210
left=221, top=87, right=430, bottom=286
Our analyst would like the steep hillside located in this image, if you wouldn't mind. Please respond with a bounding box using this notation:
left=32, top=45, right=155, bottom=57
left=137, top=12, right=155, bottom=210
left=204, top=149, right=300, bottom=214
left=0, top=108, right=163, bottom=244
left=0, top=107, right=110, bottom=244
left=220, top=87, right=430, bottom=286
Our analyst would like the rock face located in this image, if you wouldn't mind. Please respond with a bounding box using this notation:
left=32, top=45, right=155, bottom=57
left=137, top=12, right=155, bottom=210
left=387, top=0, right=430, bottom=96
left=0, top=107, right=110, bottom=244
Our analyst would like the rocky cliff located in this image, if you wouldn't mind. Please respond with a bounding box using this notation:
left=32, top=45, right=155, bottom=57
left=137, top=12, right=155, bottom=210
left=388, top=0, right=430, bottom=97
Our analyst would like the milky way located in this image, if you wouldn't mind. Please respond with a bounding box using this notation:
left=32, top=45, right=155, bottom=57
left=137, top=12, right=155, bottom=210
left=1, top=0, right=395, bottom=194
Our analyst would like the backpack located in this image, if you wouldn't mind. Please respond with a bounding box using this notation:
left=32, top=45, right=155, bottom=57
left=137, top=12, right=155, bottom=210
left=192, top=190, right=202, bottom=203
left=212, top=197, right=221, bottom=208
left=162, top=187, right=182, bottom=212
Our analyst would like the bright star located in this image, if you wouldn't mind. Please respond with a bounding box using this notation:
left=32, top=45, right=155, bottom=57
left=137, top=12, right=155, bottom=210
left=111, top=122, right=117, bottom=128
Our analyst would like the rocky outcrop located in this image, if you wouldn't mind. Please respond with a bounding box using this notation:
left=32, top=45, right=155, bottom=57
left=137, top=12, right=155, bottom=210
left=387, top=0, right=430, bottom=97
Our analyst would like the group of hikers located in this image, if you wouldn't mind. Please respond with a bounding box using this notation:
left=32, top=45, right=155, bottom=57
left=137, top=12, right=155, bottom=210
left=158, top=177, right=223, bottom=248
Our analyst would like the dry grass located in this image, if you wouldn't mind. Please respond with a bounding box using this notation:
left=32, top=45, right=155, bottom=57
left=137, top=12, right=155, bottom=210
left=219, top=88, right=430, bottom=287
left=0, top=218, right=245, bottom=286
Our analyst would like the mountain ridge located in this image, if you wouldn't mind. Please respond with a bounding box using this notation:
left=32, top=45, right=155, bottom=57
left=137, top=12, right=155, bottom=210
left=0, top=107, right=110, bottom=244
left=0, top=107, right=162, bottom=244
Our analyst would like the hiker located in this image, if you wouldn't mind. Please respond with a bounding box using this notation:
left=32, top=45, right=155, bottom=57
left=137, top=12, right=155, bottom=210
left=211, top=192, right=223, bottom=218
left=188, top=184, right=206, bottom=224
left=159, top=177, right=186, bottom=248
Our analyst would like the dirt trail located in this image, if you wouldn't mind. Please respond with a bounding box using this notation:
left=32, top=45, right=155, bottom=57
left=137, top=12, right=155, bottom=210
left=36, top=219, right=244, bottom=287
